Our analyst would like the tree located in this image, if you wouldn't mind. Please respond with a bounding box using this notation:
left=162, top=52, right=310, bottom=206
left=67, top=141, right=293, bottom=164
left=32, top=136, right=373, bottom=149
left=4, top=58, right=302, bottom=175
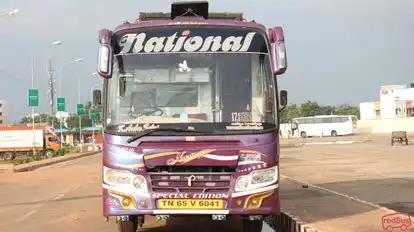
left=279, top=101, right=360, bottom=123
left=299, top=101, right=321, bottom=117
left=280, top=104, right=301, bottom=123
left=20, top=114, right=58, bottom=125
left=334, top=104, right=360, bottom=118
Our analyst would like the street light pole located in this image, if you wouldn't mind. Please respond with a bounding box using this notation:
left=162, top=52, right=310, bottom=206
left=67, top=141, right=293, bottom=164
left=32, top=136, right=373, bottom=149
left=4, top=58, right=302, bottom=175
left=58, top=58, right=83, bottom=145
left=30, top=40, right=62, bottom=156
left=58, top=58, right=83, bottom=96
left=78, top=74, right=82, bottom=145
left=31, top=57, right=36, bottom=157
left=88, top=72, right=99, bottom=143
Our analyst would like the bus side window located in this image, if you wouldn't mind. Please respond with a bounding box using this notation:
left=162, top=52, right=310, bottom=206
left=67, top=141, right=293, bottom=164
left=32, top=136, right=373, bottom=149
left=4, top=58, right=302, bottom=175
left=332, top=117, right=340, bottom=123
left=322, top=117, right=332, bottom=123
left=341, top=117, right=349, bottom=122
left=305, top=119, right=313, bottom=124
left=314, top=118, right=323, bottom=123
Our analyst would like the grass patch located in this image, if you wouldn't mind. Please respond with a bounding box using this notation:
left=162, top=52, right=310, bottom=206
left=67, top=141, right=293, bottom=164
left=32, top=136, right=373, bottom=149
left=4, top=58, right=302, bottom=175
left=8, top=146, right=83, bottom=165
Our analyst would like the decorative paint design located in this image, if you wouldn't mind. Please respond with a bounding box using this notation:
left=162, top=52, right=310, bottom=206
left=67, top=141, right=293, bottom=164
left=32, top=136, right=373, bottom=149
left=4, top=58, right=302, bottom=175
left=238, top=149, right=267, bottom=166
left=107, top=146, right=145, bottom=169
left=116, top=123, right=160, bottom=133
left=106, top=147, right=268, bottom=169
left=151, top=193, right=229, bottom=199
left=119, top=30, right=256, bottom=54
left=238, top=163, right=267, bottom=172
left=106, top=196, right=121, bottom=208
left=143, top=149, right=239, bottom=165
left=226, top=122, right=264, bottom=130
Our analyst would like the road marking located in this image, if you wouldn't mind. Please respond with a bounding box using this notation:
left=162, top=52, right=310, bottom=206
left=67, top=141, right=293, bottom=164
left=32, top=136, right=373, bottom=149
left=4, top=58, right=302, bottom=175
left=18, top=210, right=37, bottom=221
left=304, top=141, right=355, bottom=145
left=53, top=193, right=65, bottom=201
left=12, top=183, right=83, bottom=224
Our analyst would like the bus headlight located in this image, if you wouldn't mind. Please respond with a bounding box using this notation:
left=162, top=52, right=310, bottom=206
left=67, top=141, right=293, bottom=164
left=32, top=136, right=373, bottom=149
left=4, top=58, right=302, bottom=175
left=104, top=167, right=148, bottom=191
left=235, top=166, right=278, bottom=192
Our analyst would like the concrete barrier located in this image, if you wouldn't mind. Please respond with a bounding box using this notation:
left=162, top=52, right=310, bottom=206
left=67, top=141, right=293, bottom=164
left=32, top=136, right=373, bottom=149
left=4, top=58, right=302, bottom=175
left=265, top=212, right=323, bottom=232
left=12, top=150, right=101, bottom=173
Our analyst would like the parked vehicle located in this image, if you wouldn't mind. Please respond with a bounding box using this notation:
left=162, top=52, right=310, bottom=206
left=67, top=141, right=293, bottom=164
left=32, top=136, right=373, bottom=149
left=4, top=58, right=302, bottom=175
left=0, top=125, right=61, bottom=160
left=291, top=115, right=357, bottom=138
left=95, top=1, right=288, bottom=231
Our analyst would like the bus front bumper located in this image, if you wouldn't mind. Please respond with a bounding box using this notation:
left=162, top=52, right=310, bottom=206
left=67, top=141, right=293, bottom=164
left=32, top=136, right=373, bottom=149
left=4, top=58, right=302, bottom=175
left=102, top=183, right=280, bottom=216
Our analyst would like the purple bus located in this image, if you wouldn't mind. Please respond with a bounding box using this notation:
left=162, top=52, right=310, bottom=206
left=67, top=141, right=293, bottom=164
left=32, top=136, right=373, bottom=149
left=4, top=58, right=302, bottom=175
left=95, top=1, right=288, bottom=231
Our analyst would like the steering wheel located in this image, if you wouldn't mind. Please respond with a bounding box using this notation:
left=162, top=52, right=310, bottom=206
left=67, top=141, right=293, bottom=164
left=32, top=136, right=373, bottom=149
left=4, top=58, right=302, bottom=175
left=130, top=107, right=164, bottom=118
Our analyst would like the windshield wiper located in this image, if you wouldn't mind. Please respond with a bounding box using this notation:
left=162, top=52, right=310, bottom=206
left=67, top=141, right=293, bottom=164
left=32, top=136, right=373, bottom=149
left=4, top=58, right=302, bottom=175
left=126, top=128, right=210, bottom=143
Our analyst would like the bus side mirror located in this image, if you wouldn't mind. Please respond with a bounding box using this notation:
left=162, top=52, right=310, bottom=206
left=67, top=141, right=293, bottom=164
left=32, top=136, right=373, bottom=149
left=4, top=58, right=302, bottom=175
left=279, top=90, right=288, bottom=111
left=97, top=29, right=113, bottom=78
left=291, top=122, right=298, bottom=130
left=93, top=90, right=102, bottom=106
left=269, top=27, right=287, bottom=75
left=97, top=45, right=113, bottom=78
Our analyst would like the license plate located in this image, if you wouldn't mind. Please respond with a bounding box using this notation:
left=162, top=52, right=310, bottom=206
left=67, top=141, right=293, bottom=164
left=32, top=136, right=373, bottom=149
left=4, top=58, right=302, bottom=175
left=157, top=199, right=224, bottom=209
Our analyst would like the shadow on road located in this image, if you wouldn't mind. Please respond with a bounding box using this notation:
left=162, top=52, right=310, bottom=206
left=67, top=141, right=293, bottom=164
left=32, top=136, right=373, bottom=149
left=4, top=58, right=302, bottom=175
left=319, top=177, right=414, bottom=215
left=137, top=217, right=242, bottom=232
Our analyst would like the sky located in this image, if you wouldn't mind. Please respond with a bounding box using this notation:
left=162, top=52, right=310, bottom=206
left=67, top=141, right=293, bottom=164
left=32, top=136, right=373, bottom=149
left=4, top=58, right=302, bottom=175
left=0, top=0, right=413, bottom=122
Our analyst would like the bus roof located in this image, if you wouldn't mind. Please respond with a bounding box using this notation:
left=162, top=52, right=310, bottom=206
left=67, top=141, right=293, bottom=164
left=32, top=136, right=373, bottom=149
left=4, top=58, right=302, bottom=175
left=293, top=115, right=357, bottom=119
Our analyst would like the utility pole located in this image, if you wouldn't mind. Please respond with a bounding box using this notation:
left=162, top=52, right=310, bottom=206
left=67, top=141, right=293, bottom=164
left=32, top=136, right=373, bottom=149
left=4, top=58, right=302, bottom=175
left=47, top=59, right=56, bottom=126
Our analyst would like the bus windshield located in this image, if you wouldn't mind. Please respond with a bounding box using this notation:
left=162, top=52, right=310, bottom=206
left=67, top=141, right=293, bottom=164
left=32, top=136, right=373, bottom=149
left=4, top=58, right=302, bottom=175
left=104, top=52, right=277, bottom=134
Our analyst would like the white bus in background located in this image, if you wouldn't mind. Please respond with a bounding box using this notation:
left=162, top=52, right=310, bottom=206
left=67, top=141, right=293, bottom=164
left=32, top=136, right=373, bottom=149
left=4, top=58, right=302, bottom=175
left=291, top=115, right=358, bottom=138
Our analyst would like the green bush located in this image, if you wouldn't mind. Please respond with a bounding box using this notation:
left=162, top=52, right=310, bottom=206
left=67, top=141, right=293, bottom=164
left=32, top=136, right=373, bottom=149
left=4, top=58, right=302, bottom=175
left=32, top=155, right=43, bottom=161
left=55, top=148, right=67, bottom=156
left=12, top=156, right=34, bottom=165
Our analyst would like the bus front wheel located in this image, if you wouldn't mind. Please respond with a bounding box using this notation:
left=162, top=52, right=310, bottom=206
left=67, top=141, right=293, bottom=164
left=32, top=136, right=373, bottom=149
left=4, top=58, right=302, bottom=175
left=117, top=216, right=138, bottom=232
left=300, top=131, right=306, bottom=138
left=331, top=130, right=338, bottom=137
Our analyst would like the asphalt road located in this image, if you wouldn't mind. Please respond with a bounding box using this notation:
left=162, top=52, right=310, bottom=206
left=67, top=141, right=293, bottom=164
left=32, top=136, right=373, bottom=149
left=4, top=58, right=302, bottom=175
left=0, top=154, right=275, bottom=232
left=280, top=137, right=414, bottom=232
left=2, top=135, right=413, bottom=232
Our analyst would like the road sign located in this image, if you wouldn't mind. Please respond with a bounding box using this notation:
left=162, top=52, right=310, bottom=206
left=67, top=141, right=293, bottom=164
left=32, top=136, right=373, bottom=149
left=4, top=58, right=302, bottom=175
left=28, top=88, right=39, bottom=107
left=96, top=112, right=102, bottom=121
left=76, top=104, right=84, bottom=116
left=56, top=97, right=65, bottom=111
left=89, top=109, right=96, bottom=120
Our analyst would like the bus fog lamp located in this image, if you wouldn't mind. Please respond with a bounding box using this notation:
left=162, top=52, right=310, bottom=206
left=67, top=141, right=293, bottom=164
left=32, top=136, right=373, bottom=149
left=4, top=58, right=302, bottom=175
left=122, top=198, right=131, bottom=207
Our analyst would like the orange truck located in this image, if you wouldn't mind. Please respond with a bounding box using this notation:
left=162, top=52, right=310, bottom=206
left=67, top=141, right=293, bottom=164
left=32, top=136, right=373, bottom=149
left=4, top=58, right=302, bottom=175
left=0, top=125, right=61, bottom=160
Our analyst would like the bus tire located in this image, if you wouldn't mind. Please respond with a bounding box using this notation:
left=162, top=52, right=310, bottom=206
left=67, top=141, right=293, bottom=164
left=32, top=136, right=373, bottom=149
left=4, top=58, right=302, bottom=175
left=3, top=152, right=15, bottom=161
left=242, top=219, right=263, bottom=232
left=300, top=131, right=306, bottom=138
left=117, top=216, right=138, bottom=232
left=331, top=130, right=338, bottom=137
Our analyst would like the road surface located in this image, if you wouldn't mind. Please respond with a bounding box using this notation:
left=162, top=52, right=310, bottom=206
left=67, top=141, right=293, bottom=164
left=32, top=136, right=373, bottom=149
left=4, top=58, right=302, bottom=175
left=280, top=136, right=414, bottom=232
left=0, top=154, right=276, bottom=232
left=2, top=134, right=413, bottom=232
